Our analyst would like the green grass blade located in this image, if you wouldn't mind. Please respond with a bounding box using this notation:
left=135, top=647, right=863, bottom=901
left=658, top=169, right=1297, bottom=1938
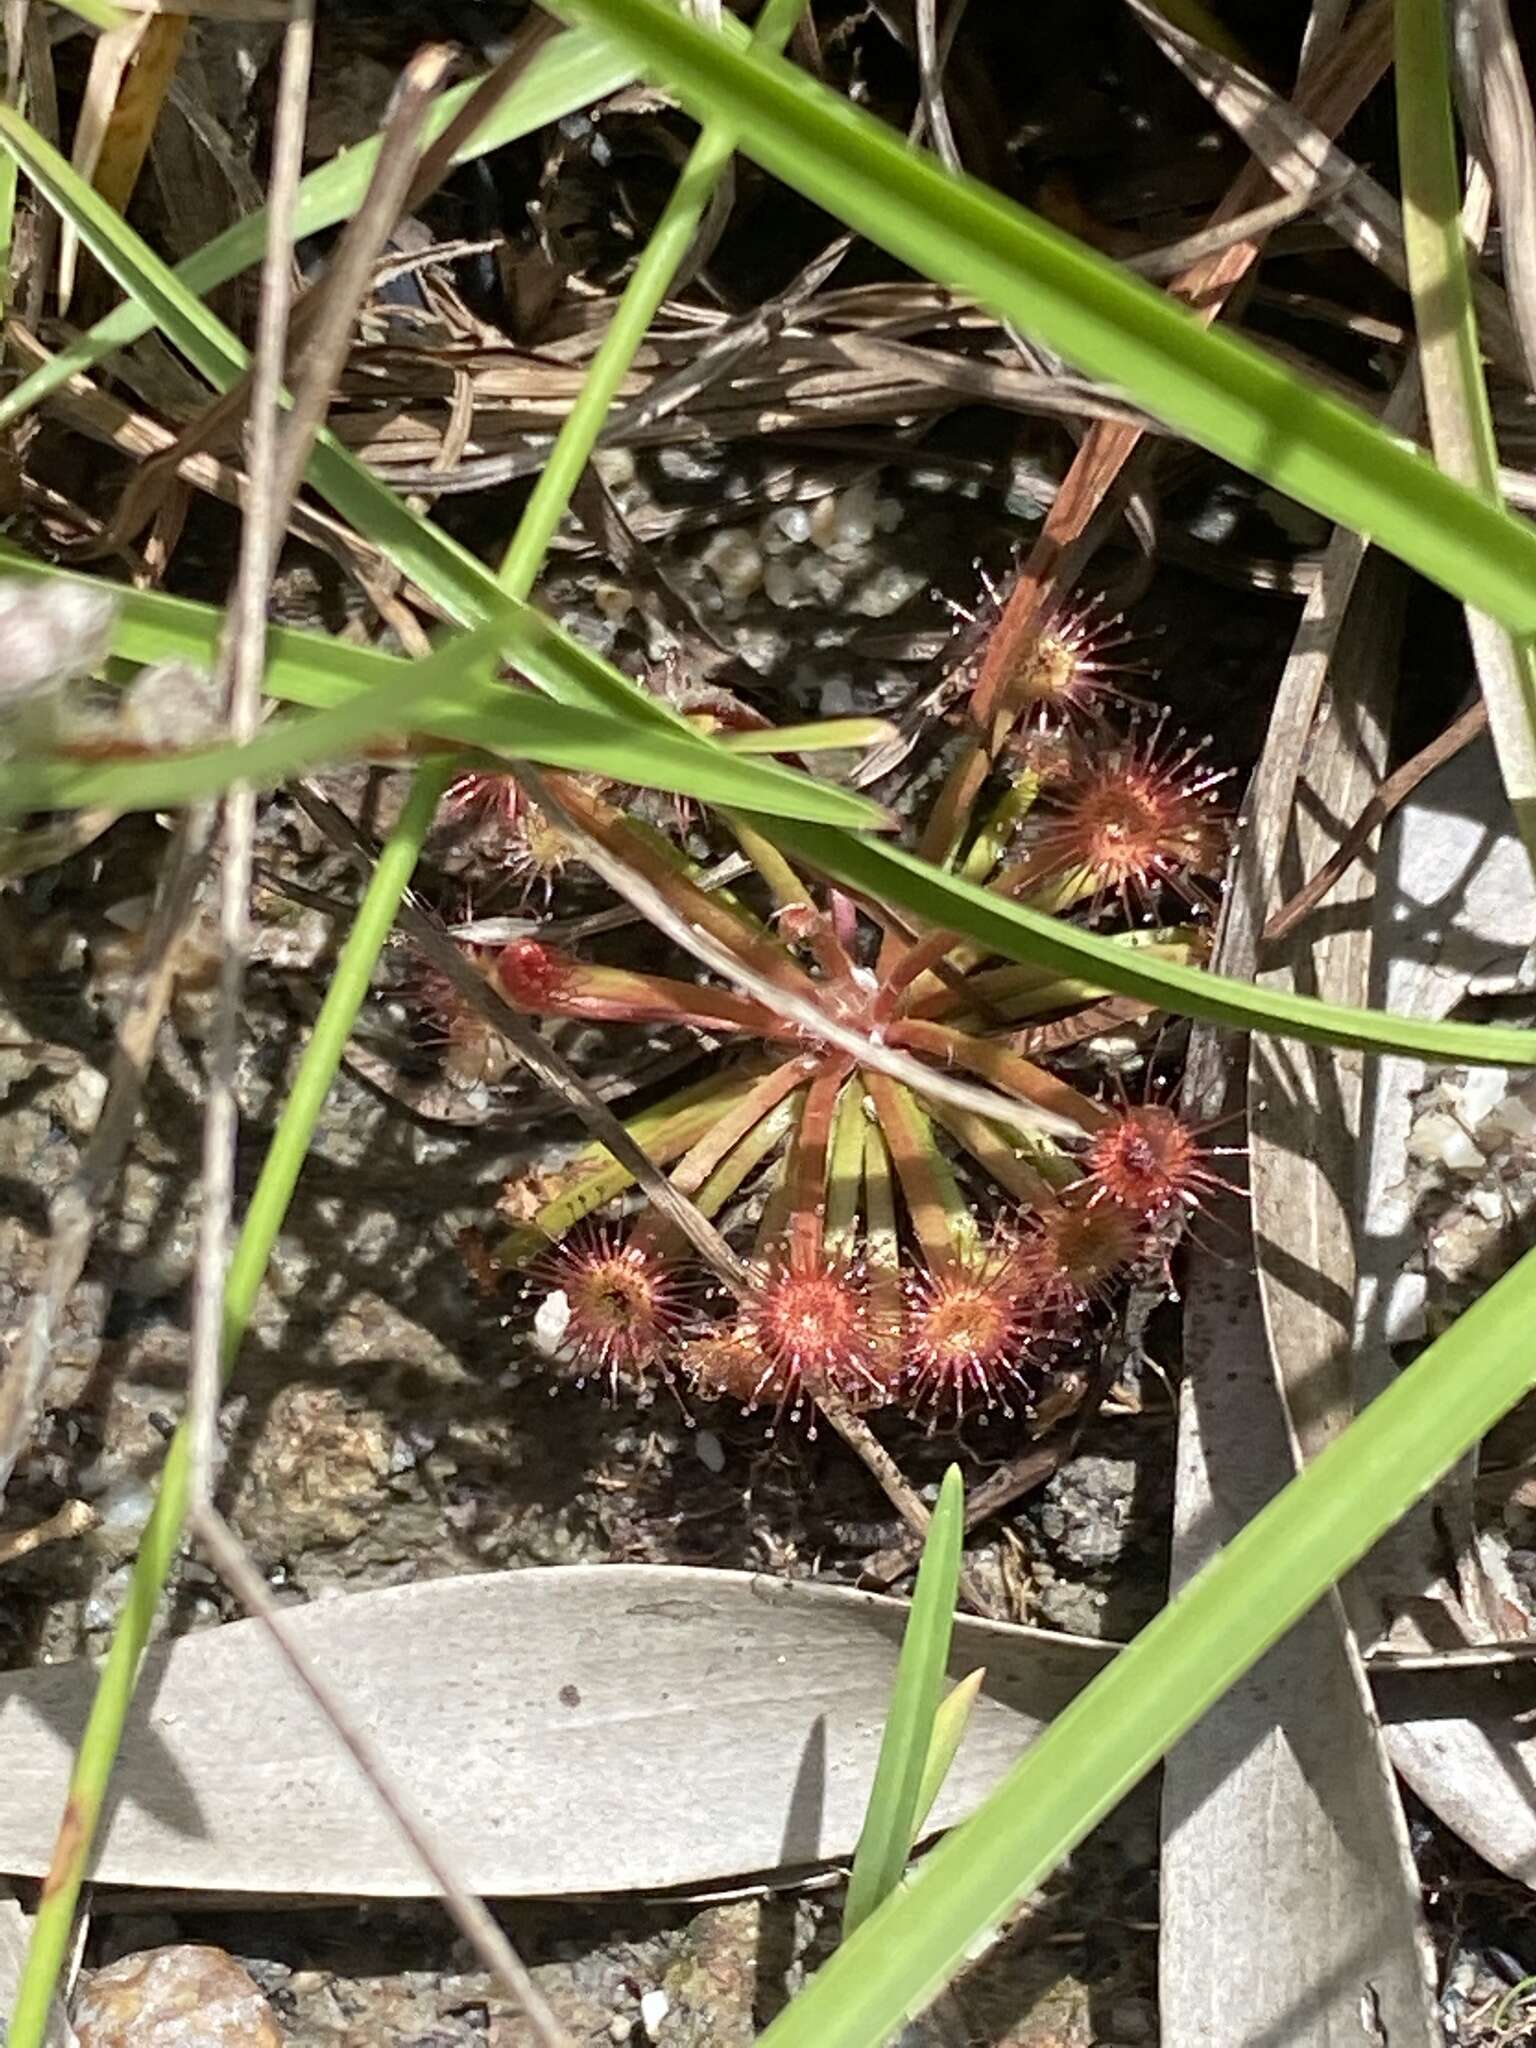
left=721, top=718, right=896, bottom=755
left=0, top=549, right=882, bottom=813
left=910, top=1669, right=986, bottom=1844
left=843, top=1466, right=964, bottom=1938
left=761, top=1240, right=1536, bottom=2048
left=1395, top=0, right=1536, bottom=862
left=760, top=818, right=1536, bottom=1066
left=52, top=0, right=126, bottom=26
left=0, top=27, right=636, bottom=436
left=0, top=628, right=880, bottom=829
left=548, top=0, right=1536, bottom=637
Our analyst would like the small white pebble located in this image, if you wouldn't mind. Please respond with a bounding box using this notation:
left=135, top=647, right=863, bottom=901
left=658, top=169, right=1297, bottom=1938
left=763, top=561, right=801, bottom=609
left=1407, top=1111, right=1484, bottom=1174
left=695, top=1429, right=725, bottom=1474
left=1384, top=1269, right=1427, bottom=1344
left=1450, top=1067, right=1511, bottom=1130
left=593, top=446, right=637, bottom=490
left=852, top=564, right=926, bottom=619
left=532, top=1290, right=572, bottom=1357
left=773, top=502, right=812, bottom=544
left=63, top=1063, right=108, bottom=1127
left=92, top=1481, right=157, bottom=1540
left=701, top=527, right=763, bottom=601
left=875, top=495, right=904, bottom=533
left=832, top=478, right=878, bottom=552
left=640, top=1989, right=669, bottom=2040
left=809, top=492, right=841, bottom=551
left=731, top=625, right=785, bottom=671
left=1469, top=1186, right=1504, bottom=1222
left=1489, top=1093, right=1536, bottom=1141
left=1186, top=498, right=1241, bottom=546
left=801, top=558, right=844, bottom=606
left=819, top=676, right=855, bottom=716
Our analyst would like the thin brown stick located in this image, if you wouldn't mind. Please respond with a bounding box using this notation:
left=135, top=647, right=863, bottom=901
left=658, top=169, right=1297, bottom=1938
left=817, top=1387, right=996, bottom=1615
left=266, top=44, right=451, bottom=519
left=188, top=1501, right=572, bottom=2048
left=0, top=1498, right=96, bottom=1571
left=1124, top=181, right=1339, bottom=278
left=1262, top=699, right=1490, bottom=944
left=860, top=1436, right=1070, bottom=1590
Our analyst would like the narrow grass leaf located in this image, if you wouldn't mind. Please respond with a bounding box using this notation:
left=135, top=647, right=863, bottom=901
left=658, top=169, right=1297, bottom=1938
left=762, top=817, right=1536, bottom=1066
left=0, top=643, right=881, bottom=828
left=843, top=1466, right=964, bottom=1938
left=548, top=0, right=1536, bottom=637
left=51, top=0, right=126, bottom=26
left=911, top=1668, right=987, bottom=1844
left=762, top=1241, right=1536, bottom=2048
left=720, top=718, right=897, bottom=754
left=0, top=550, right=884, bottom=829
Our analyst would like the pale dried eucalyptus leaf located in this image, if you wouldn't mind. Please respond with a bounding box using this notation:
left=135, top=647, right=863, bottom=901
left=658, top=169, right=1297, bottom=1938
left=0, top=1566, right=1108, bottom=1897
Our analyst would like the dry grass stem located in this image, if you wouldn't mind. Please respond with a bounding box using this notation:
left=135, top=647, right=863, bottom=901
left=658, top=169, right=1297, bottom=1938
left=186, top=0, right=314, bottom=1513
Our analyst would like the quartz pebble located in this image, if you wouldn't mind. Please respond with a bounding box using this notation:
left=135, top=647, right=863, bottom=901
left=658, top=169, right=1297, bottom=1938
left=700, top=527, right=763, bottom=601
left=1406, top=1110, right=1483, bottom=1174
left=852, top=563, right=926, bottom=618
left=639, top=1987, right=670, bottom=2040
left=74, top=1946, right=282, bottom=2048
